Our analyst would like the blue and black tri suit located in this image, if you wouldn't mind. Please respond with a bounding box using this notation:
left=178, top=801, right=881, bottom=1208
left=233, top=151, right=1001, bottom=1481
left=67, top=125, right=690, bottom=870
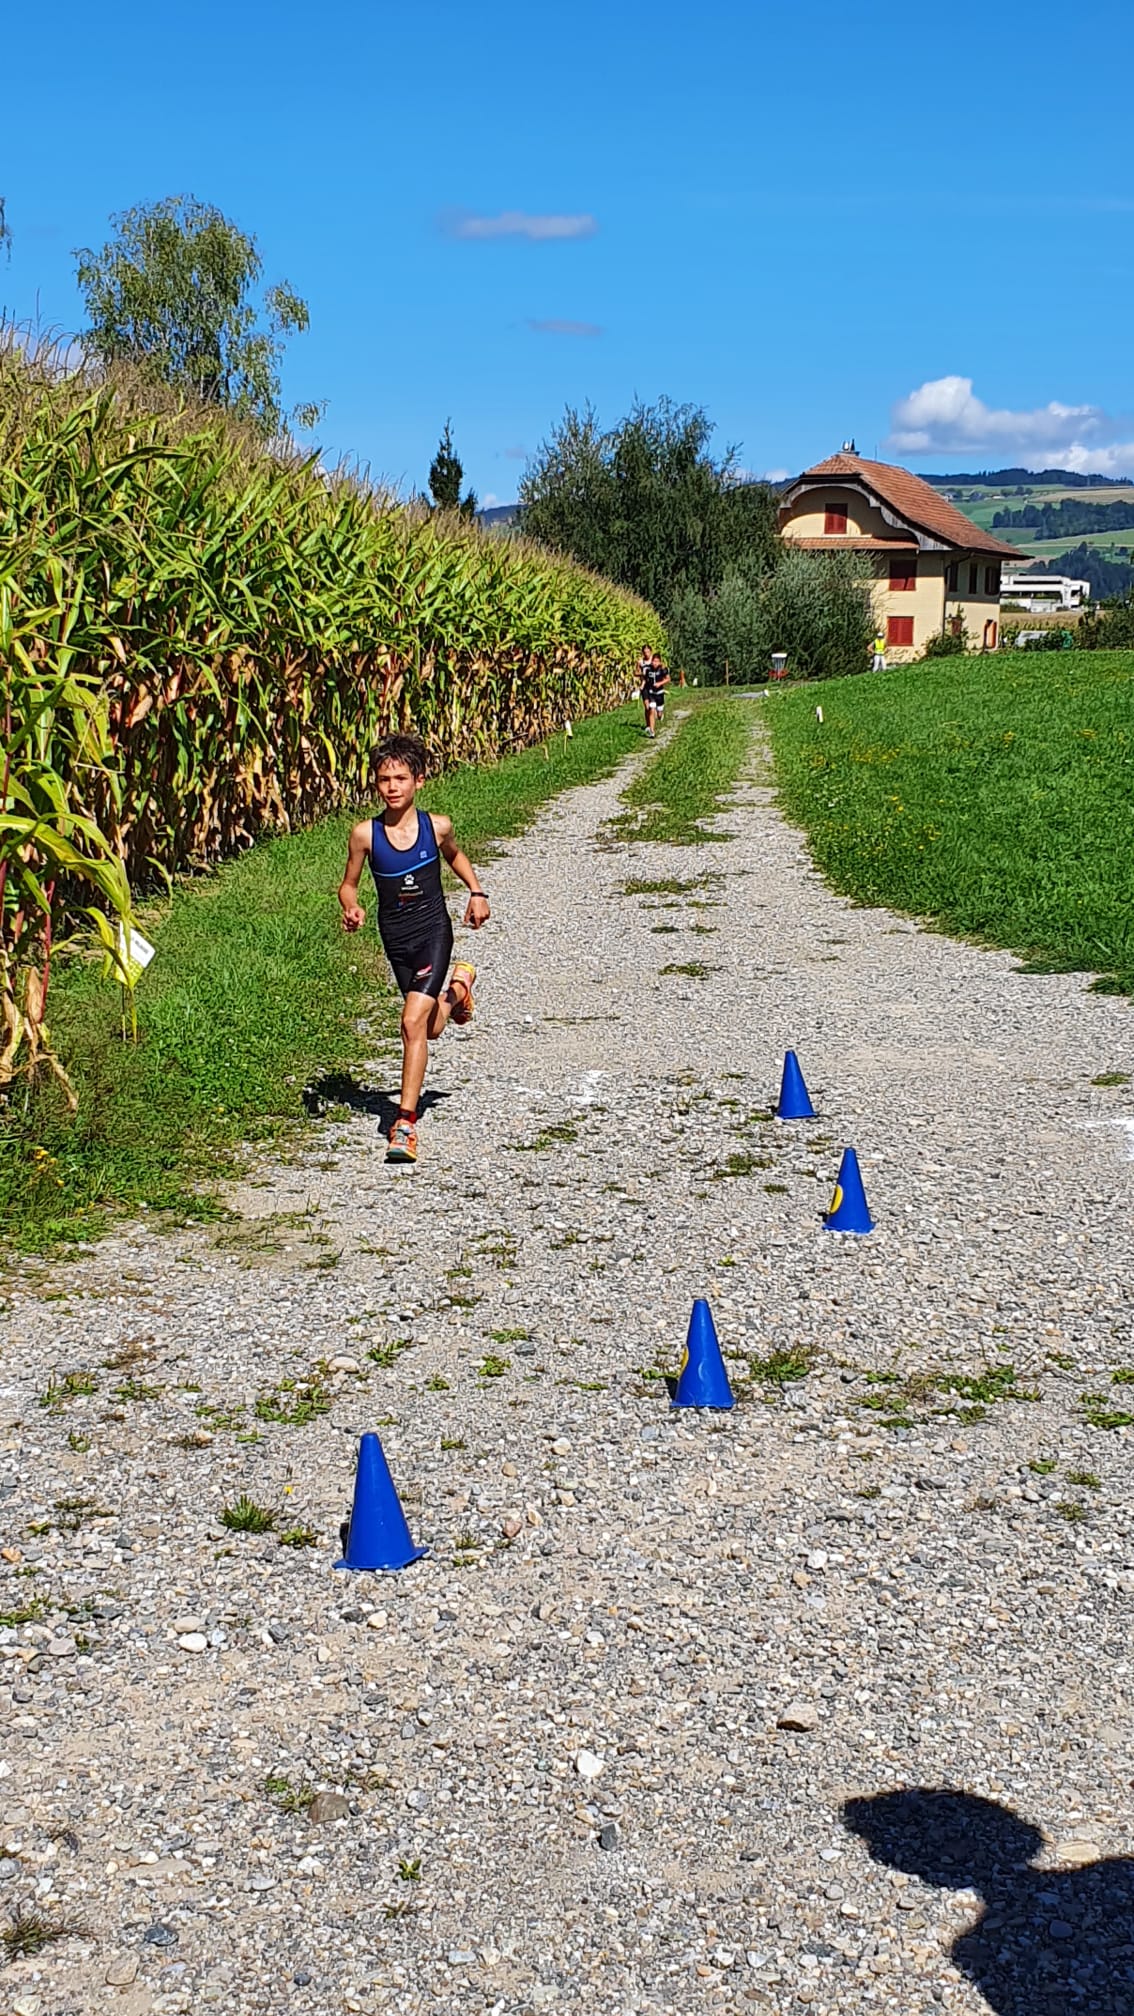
left=369, top=811, right=453, bottom=1001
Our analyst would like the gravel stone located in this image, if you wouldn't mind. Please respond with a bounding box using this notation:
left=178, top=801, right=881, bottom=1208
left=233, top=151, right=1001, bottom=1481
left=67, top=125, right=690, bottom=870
left=777, top=1701, right=820, bottom=1732
left=307, top=1790, right=351, bottom=1824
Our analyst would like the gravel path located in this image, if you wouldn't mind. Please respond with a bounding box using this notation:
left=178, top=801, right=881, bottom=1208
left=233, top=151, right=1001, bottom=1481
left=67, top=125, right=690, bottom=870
left=3, top=707, right=1134, bottom=2016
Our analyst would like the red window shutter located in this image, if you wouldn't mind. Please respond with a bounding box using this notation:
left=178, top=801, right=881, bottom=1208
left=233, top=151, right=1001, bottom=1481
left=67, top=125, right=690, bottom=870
left=985, top=565, right=998, bottom=595
left=824, top=505, right=848, bottom=535
left=889, top=554, right=918, bottom=591
left=968, top=563, right=979, bottom=594
left=887, top=615, right=914, bottom=647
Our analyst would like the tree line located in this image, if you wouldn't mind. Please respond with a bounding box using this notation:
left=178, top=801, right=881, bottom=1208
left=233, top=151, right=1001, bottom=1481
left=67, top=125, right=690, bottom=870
left=992, top=498, right=1134, bottom=537
left=930, top=467, right=1133, bottom=489
left=518, top=399, right=875, bottom=682
left=1031, top=544, right=1133, bottom=601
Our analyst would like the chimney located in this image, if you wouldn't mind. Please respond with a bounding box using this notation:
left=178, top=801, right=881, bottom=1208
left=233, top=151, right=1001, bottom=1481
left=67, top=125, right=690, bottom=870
left=841, top=438, right=857, bottom=454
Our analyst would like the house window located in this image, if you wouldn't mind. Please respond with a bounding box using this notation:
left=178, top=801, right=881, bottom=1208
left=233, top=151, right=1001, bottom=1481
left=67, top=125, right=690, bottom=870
left=887, top=615, right=915, bottom=647
left=984, top=565, right=999, bottom=596
left=889, top=554, right=918, bottom=591
left=968, top=563, right=979, bottom=595
left=824, top=505, right=848, bottom=535
left=946, top=560, right=959, bottom=592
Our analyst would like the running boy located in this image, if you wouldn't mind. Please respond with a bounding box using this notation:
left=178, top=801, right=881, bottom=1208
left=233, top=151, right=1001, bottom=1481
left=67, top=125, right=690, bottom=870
left=638, top=644, right=655, bottom=733
left=338, top=733, right=489, bottom=1165
left=644, top=651, right=670, bottom=735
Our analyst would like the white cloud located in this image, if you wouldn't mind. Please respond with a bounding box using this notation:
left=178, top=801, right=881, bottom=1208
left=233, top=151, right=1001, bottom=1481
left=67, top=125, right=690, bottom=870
left=442, top=209, right=597, bottom=242
left=889, top=374, right=1134, bottom=473
left=526, top=317, right=602, bottom=337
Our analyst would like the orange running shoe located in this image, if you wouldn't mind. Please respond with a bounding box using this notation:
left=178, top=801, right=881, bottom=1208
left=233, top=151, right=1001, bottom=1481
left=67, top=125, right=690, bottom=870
left=386, top=1118, right=418, bottom=1165
left=449, top=962, right=477, bottom=1026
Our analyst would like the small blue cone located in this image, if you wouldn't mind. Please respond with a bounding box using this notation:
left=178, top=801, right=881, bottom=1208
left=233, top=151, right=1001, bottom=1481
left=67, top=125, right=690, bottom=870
left=823, top=1147, right=875, bottom=1234
left=671, top=1299, right=735, bottom=1410
left=335, top=1431, right=427, bottom=1572
left=776, top=1049, right=815, bottom=1120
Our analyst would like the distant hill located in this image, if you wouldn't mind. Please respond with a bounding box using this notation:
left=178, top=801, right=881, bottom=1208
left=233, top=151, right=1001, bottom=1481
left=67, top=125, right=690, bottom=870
left=923, top=467, right=1132, bottom=489
left=477, top=503, right=520, bottom=528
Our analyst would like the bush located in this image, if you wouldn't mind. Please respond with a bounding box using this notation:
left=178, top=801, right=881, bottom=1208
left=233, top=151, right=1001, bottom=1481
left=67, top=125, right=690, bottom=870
left=666, top=583, right=710, bottom=685
left=673, top=549, right=876, bottom=686
left=1078, top=596, right=1134, bottom=650
left=1022, top=628, right=1074, bottom=652
left=708, top=568, right=766, bottom=683
left=755, top=548, right=876, bottom=683
left=922, top=626, right=968, bottom=660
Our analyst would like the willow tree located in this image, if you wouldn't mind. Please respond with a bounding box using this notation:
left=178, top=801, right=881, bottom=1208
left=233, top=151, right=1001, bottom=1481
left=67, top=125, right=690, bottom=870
left=75, top=195, right=318, bottom=437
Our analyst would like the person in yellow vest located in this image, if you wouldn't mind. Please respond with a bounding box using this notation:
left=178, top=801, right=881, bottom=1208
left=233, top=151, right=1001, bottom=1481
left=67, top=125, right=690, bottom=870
left=871, top=632, right=887, bottom=672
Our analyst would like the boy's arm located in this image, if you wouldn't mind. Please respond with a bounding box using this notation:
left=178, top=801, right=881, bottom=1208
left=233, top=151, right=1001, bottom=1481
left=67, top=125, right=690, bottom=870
left=433, top=814, right=491, bottom=929
left=338, top=819, right=372, bottom=933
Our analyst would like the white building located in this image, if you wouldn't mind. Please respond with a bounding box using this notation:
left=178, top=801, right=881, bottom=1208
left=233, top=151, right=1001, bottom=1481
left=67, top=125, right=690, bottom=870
left=1001, top=572, right=1091, bottom=612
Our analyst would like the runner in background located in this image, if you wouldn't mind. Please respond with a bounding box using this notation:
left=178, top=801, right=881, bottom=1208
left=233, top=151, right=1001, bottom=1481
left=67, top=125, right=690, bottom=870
left=638, top=645, right=655, bottom=733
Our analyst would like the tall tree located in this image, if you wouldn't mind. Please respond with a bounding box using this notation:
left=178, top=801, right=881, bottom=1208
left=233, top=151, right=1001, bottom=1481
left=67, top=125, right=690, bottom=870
left=521, top=396, right=873, bottom=683
left=74, top=195, right=318, bottom=437
left=428, top=420, right=477, bottom=517
left=519, top=397, right=780, bottom=614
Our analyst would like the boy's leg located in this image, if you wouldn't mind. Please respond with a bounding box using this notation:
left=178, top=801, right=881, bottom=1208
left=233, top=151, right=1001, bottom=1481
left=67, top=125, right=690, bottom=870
left=426, top=962, right=474, bottom=1039
left=398, top=992, right=434, bottom=1116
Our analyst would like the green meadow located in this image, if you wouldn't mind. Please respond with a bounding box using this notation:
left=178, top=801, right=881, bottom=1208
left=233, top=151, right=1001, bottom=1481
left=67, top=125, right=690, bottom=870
left=766, top=650, right=1134, bottom=991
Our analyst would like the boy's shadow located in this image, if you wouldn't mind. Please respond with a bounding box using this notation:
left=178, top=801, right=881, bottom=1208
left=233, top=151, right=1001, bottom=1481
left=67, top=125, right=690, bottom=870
left=843, top=1789, right=1134, bottom=2015
left=303, top=1072, right=449, bottom=1131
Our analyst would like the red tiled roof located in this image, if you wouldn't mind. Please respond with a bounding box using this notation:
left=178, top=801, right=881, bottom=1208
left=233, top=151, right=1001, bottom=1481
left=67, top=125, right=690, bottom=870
left=789, top=453, right=1022, bottom=559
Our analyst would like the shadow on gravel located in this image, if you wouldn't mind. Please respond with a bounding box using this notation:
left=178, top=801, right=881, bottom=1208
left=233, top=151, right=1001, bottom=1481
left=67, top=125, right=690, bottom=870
left=843, top=1788, right=1134, bottom=2015
left=303, top=1073, right=451, bottom=1130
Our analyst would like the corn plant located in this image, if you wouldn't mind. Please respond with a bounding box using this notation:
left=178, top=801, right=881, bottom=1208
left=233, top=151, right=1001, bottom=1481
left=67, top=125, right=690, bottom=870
left=0, top=330, right=663, bottom=1098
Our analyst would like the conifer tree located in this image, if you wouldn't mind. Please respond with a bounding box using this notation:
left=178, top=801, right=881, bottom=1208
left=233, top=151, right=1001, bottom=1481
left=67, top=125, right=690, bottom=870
left=428, top=421, right=478, bottom=517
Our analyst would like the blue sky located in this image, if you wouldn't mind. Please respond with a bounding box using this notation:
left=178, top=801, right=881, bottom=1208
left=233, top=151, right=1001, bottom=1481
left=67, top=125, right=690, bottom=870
left=4, top=0, right=1133, bottom=500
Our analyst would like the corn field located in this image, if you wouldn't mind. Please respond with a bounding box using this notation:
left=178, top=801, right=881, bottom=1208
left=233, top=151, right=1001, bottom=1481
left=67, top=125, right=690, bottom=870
left=0, top=334, right=662, bottom=1100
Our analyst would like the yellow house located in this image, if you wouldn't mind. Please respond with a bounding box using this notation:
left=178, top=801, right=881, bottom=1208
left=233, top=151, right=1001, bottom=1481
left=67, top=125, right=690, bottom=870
left=778, top=450, right=1024, bottom=660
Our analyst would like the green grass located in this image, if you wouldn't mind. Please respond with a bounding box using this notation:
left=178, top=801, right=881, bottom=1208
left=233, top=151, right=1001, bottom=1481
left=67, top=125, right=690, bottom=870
left=613, top=695, right=754, bottom=843
left=2, top=704, right=646, bottom=1253
left=767, top=652, right=1134, bottom=992
left=748, top=1346, right=812, bottom=1385
left=253, top=1378, right=331, bottom=1426
left=1, top=1905, right=87, bottom=1960
left=219, top=1494, right=278, bottom=1534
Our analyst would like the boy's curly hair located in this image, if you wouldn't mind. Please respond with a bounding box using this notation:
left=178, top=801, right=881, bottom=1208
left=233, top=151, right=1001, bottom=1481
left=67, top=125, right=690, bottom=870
left=373, top=732, right=431, bottom=780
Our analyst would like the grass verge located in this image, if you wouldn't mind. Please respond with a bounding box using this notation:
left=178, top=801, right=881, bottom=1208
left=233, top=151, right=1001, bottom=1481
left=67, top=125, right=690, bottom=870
left=766, top=650, right=1134, bottom=990
left=3, top=705, right=644, bottom=1254
left=613, top=695, right=755, bottom=842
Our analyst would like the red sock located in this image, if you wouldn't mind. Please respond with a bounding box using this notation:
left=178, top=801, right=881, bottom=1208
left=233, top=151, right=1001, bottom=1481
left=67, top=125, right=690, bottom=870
left=397, top=1107, right=417, bottom=1124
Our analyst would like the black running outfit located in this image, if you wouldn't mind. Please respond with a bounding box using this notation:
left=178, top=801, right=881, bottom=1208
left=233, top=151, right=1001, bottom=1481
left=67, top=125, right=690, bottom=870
left=369, top=812, right=452, bottom=1000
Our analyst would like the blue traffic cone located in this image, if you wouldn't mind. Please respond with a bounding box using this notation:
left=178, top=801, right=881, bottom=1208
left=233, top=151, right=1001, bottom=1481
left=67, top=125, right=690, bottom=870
left=671, top=1298, right=735, bottom=1410
left=776, top=1049, right=815, bottom=1120
left=335, top=1432, right=428, bottom=1572
left=823, top=1147, right=875, bottom=1234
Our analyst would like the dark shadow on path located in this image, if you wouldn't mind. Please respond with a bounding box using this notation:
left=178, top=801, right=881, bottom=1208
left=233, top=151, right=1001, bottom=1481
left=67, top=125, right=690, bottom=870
left=303, top=1073, right=451, bottom=1131
left=843, top=1789, right=1134, bottom=2015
